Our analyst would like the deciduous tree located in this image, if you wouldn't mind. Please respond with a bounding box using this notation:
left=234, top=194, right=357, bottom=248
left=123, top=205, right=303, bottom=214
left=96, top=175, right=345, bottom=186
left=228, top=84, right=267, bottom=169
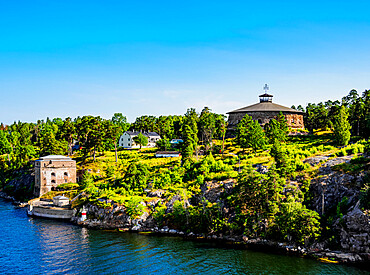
left=133, top=133, right=148, bottom=149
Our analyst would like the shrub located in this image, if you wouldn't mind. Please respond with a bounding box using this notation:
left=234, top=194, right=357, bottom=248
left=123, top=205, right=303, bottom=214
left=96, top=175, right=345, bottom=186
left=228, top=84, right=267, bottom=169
left=56, top=183, right=79, bottom=190
left=337, top=148, right=347, bottom=157
left=364, top=140, right=370, bottom=154
left=125, top=196, right=145, bottom=218
left=123, top=163, right=149, bottom=192
left=152, top=202, right=167, bottom=225
left=276, top=202, right=321, bottom=245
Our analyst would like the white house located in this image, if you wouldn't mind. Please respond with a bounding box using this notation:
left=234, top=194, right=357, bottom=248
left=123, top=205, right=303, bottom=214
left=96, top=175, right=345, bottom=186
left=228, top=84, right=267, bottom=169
left=118, top=131, right=161, bottom=149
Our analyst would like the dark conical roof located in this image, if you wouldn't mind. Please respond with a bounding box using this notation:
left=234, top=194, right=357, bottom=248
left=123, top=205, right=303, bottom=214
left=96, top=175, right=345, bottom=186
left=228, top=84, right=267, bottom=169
left=227, top=101, right=303, bottom=114
left=259, top=93, right=273, bottom=97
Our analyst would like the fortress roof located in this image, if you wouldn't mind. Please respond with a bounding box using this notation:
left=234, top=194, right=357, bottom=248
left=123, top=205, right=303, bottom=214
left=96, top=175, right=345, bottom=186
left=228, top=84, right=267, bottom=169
left=37, top=155, right=73, bottom=161
left=227, top=101, right=303, bottom=114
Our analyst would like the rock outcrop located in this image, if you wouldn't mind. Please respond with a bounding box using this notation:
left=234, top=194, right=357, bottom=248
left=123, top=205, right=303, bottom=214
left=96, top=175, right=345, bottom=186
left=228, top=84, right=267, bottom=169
left=336, top=204, right=370, bottom=254
left=309, top=155, right=362, bottom=215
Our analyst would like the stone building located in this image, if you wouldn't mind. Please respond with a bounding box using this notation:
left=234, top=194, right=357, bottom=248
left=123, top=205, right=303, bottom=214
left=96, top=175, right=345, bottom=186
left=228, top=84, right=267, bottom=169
left=227, top=85, right=304, bottom=132
left=33, top=155, right=76, bottom=197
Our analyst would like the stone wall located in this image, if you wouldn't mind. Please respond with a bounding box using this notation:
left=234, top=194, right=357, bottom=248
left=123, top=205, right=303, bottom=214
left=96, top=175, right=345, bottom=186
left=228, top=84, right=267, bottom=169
left=34, top=160, right=76, bottom=197
left=227, top=111, right=304, bottom=130
left=31, top=206, right=74, bottom=219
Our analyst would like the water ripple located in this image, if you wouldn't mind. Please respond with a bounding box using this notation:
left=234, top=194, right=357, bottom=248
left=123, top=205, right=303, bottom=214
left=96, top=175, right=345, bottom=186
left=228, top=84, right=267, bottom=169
left=0, top=199, right=368, bottom=275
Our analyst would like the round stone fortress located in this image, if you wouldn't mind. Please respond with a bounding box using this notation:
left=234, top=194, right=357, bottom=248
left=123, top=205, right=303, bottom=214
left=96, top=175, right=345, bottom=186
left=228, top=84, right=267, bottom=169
left=227, top=85, right=304, bottom=132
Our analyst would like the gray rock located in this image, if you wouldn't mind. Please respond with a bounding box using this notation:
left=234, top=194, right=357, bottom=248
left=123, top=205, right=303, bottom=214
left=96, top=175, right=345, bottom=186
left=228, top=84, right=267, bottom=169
left=147, top=189, right=165, bottom=198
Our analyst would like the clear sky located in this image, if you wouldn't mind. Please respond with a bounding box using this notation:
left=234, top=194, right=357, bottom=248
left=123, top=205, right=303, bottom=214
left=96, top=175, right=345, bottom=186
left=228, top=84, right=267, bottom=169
left=1, top=0, right=370, bottom=124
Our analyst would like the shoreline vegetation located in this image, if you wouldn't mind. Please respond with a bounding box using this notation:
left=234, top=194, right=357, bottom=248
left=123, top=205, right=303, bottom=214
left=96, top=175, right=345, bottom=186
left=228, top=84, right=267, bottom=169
left=0, top=89, right=369, bottom=269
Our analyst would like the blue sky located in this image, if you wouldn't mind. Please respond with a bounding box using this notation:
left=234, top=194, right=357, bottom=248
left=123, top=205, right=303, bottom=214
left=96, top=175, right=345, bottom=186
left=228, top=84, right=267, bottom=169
left=1, top=0, right=370, bottom=124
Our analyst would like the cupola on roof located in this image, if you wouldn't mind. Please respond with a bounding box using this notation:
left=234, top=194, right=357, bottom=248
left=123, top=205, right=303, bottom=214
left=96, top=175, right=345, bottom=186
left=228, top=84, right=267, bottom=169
left=227, top=84, right=302, bottom=114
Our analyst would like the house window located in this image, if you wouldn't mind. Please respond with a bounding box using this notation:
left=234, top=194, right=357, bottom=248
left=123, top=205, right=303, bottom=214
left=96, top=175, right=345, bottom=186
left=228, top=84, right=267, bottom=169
left=65, top=179, right=68, bottom=183
left=51, top=180, right=56, bottom=184
left=64, top=172, right=68, bottom=177
left=51, top=172, right=56, bottom=177
left=258, top=119, right=262, bottom=124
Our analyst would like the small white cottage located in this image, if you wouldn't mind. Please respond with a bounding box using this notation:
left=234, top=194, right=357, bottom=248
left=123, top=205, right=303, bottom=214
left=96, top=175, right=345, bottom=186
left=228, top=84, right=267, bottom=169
left=118, top=131, right=161, bottom=149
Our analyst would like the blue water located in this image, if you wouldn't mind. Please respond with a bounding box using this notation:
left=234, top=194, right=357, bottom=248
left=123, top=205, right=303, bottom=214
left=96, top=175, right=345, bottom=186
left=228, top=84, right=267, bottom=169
left=0, top=198, right=368, bottom=275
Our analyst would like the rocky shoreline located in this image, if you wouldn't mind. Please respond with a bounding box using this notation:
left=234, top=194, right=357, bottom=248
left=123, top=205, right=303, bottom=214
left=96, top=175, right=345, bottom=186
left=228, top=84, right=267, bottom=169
left=1, top=189, right=369, bottom=268
left=72, top=215, right=369, bottom=268
left=0, top=191, right=28, bottom=207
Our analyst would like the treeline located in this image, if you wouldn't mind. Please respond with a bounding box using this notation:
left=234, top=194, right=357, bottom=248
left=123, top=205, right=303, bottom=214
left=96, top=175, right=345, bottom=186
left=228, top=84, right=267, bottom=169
left=0, top=107, right=226, bottom=176
left=292, top=89, right=370, bottom=137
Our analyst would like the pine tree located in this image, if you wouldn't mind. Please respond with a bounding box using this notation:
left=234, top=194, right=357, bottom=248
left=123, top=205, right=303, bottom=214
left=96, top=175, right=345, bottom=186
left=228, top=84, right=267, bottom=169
left=181, top=108, right=199, bottom=161
left=235, top=115, right=267, bottom=152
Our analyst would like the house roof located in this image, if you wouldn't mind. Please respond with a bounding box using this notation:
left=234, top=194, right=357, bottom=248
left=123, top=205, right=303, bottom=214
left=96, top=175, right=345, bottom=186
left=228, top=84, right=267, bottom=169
left=124, top=131, right=160, bottom=137
left=156, top=151, right=180, bottom=155
left=53, top=195, right=69, bottom=200
left=37, top=155, right=73, bottom=161
left=227, top=101, right=303, bottom=114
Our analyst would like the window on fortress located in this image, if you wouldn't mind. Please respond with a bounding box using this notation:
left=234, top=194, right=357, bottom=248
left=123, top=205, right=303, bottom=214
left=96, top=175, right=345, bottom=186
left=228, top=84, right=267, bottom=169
left=64, top=172, right=68, bottom=177
left=51, top=172, right=55, bottom=177
left=51, top=180, right=56, bottom=184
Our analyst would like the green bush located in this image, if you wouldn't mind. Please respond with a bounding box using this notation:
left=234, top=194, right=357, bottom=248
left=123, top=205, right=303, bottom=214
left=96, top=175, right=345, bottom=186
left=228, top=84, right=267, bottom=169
left=364, top=140, right=370, bottom=153
left=56, top=183, right=79, bottom=190
left=152, top=202, right=167, bottom=225
left=337, top=148, right=347, bottom=157
left=360, top=183, right=370, bottom=209
left=276, top=202, right=321, bottom=245
left=125, top=196, right=145, bottom=218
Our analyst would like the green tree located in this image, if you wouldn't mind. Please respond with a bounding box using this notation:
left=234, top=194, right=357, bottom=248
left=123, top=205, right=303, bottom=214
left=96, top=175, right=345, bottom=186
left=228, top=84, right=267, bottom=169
left=84, top=116, right=104, bottom=161
left=215, top=116, right=228, bottom=155
left=132, top=115, right=158, bottom=132
left=111, top=113, right=130, bottom=136
left=103, top=120, right=121, bottom=162
left=270, top=141, right=292, bottom=176
left=198, top=107, right=216, bottom=152
left=235, top=115, right=267, bottom=152
left=123, top=163, right=149, bottom=192
left=133, top=133, right=148, bottom=149
left=76, top=116, right=104, bottom=161
left=59, top=117, right=76, bottom=155
left=333, top=105, right=351, bottom=146
left=157, top=115, right=175, bottom=139
left=231, top=165, right=284, bottom=237
left=156, top=138, right=171, bottom=151
left=181, top=108, right=199, bottom=161
left=264, top=112, right=288, bottom=144
left=276, top=201, right=321, bottom=244
left=0, top=130, right=12, bottom=155
left=0, top=130, right=13, bottom=166
left=38, top=124, right=68, bottom=156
